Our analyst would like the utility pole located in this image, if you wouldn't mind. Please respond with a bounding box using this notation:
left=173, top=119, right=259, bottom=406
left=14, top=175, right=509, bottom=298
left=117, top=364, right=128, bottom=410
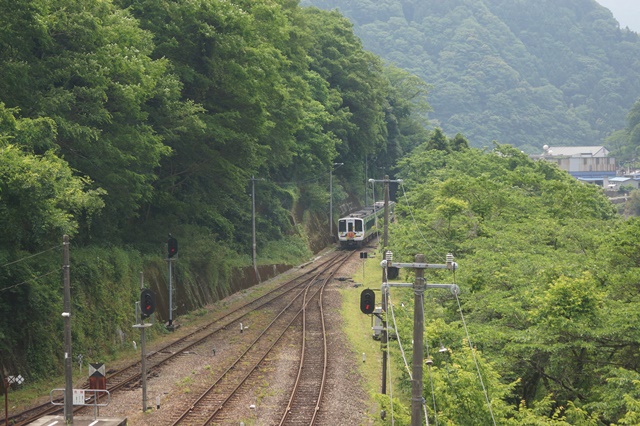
left=168, top=257, right=173, bottom=328
left=140, top=273, right=147, bottom=412
left=383, top=175, right=390, bottom=249
left=167, top=235, right=177, bottom=329
left=251, top=176, right=260, bottom=282
left=381, top=253, right=389, bottom=395
left=380, top=253, right=459, bottom=425
left=62, top=235, right=73, bottom=424
left=329, top=163, right=344, bottom=240
left=368, top=176, right=402, bottom=251
left=369, top=176, right=402, bottom=394
left=252, top=176, right=257, bottom=280
left=412, top=254, right=426, bottom=425
left=134, top=272, right=154, bottom=413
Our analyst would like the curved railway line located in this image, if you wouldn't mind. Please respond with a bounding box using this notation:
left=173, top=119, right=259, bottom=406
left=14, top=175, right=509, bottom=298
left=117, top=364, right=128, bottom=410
left=168, top=249, right=353, bottom=425
left=278, top=256, right=330, bottom=425
left=7, top=249, right=356, bottom=426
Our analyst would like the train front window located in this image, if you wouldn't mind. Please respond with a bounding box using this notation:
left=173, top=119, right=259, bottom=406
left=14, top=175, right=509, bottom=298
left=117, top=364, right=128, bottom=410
left=355, top=220, right=363, bottom=232
left=339, top=220, right=346, bottom=233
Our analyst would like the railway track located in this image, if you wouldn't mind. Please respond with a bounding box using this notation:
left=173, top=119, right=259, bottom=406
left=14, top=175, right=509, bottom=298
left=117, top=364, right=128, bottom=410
left=278, top=254, right=332, bottom=425
left=5, top=250, right=349, bottom=426
left=168, top=250, right=354, bottom=425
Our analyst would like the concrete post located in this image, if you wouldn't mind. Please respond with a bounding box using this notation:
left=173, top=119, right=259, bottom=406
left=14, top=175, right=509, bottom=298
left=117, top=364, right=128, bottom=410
left=412, top=254, right=426, bottom=426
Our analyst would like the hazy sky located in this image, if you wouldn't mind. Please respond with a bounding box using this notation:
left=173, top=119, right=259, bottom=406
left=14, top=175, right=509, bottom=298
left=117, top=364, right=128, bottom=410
left=595, top=0, right=640, bottom=32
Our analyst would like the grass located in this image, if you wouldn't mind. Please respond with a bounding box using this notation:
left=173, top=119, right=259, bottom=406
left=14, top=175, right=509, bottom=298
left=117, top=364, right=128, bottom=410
left=339, top=248, right=421, bottom=425
left=339, top=249, right=390, bottom=425
left=6, top=247, right=394, bottom=423
left=178, top=375, right=194, bottom=393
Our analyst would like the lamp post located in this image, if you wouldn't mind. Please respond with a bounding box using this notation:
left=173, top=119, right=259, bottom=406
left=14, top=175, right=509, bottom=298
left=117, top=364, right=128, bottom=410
left=329, top=162, right=344, bottom=240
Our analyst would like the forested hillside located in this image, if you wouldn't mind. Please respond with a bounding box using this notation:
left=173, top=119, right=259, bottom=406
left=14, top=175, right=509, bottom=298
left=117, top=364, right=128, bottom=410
left=386, top=136, right=640, bottom=423
left=0, top=0, right=428, bottom=379
left=302, top=0, right=640, bottom=152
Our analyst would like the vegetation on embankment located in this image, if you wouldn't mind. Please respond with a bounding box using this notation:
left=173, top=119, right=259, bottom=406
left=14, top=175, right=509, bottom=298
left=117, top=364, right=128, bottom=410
left=0, top=0, right=429, bottom=384
left=373, top=139, right=640, bottom=424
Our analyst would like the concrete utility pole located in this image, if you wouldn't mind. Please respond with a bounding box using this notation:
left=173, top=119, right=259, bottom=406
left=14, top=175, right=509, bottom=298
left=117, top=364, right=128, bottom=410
left=368, top=176, right=402, bottom=249
left=384, top=176, right=390, bottom=248
left=251, top=176, right=260, bottom=282
left=62, top=235, right=73, bottom=424
left=168, top=259, right=173, bottom=327
left=134, top=273, right=154, bottom=413
left=380, top=253, right=459, bottom=425
left=412, top=254, right=426, bottom=425
left=369, top=176, right=402, bottom=394
left=140, top=273, right=148, bottom=412
left=382, top=176, right=390, bottom=395
left=381, top=252, right=388, bottom=395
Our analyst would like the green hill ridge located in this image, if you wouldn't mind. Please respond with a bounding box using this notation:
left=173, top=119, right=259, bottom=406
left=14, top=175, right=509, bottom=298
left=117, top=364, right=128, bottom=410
left=303, top=0, right=640, bottom=152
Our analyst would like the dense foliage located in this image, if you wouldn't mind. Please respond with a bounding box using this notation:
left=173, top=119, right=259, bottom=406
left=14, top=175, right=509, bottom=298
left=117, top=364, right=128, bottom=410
left=302, top=0, right=640, bottom=152
left=608, top=97, right=640, bottom=165
left=387, top=137, right=640, bottom=423
left=0, top=0, right=430, bottom=378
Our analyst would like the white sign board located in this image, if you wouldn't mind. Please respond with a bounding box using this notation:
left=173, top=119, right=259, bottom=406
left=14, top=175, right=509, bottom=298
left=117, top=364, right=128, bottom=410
left=73, top=389, right=85, bottom=405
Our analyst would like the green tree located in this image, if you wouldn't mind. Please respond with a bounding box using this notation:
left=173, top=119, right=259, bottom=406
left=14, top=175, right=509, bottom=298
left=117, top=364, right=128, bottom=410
left=425, top=128, right=450, bottom=152
left=0, top=0, right=195, bottom=241
left=451, top=133, right=470, bottom=151
left=303, top=8, right=389, bottom=167
left=391, top=143, right=640, bottom=421
left=0, top=105, right=104, bottom=250
left=304, top=0, right=640, bottom=149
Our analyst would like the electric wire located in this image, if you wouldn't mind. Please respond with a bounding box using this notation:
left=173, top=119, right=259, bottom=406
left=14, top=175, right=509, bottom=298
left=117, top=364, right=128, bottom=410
left=0, top=268, right=59, bottom=293
left=383, top=267, right=396, bottom=425
left=399, top=183, right=444, bottom=263
left=422, top=301, right=439, bottom=426
left=372, top=181, right=381, bottom=242
left=388, top=283, right=430, bottom=425
left=388, top=320, right=395, bottom=426
left=453, top=269, right=497, bottom=426
left=0, top=244, right=62, bottom=269
left=418, top=289, right=430, bottom=426
left=397, top=180, right=496, bottom=422
left=385, top=180, right=495, bottom=423
left=387, top=291, right=412, bottom=378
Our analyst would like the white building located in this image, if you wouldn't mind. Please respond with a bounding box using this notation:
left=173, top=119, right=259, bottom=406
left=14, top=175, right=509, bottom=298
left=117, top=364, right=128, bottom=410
left=533, top=145, right=617, bottom=185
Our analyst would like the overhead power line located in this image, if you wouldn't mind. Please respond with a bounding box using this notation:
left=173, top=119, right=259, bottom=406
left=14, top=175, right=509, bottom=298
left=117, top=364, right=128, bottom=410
left=0, top=268, right=59, bottom=293
left=0, top=244, right=62, bottom=269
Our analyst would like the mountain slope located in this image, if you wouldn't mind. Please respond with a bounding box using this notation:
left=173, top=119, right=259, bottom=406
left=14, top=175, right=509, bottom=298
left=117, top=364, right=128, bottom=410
left=302, top=0, right=640, bottom=152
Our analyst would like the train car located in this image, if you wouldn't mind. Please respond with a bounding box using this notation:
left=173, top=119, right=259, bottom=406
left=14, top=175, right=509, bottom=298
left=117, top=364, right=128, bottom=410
left=338, top=201, right=395, bottom=248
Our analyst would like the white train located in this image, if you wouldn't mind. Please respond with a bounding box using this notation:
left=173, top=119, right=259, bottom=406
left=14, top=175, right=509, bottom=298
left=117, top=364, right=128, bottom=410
left=337, top=201, right=395, bottom=248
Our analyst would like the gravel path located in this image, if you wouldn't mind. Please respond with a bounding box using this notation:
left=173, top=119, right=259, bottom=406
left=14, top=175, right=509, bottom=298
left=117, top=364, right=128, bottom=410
left=83, top=251, right=376, bottom=425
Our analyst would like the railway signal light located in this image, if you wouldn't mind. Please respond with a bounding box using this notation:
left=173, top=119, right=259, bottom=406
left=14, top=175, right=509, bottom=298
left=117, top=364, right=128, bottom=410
left=168, top=236, right=178, bottom=258
left=141, top=289, right=156, bottom=318
left=360, top=289, right=375, bottom=314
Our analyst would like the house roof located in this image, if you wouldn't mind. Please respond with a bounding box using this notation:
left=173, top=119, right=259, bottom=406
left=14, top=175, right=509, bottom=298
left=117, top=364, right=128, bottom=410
left=610, top=177, right=631, bottom=182
left=544, top=146, right=609, bottom=157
